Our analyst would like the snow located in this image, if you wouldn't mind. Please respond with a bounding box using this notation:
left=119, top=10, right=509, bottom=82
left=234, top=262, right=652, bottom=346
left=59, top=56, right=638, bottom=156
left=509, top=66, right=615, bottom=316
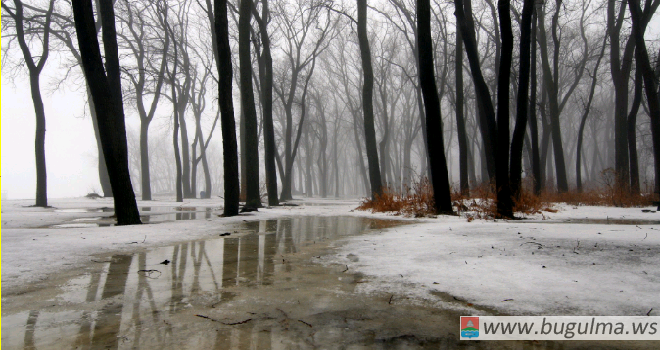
left=326, top=204, right=660, bottom=316
left=3, top=197, right=659, bottom=317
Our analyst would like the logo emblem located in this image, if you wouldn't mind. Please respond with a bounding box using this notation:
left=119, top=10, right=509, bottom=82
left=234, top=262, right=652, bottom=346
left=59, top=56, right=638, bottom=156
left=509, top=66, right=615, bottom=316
left=461, top=316, right=480, bottom=338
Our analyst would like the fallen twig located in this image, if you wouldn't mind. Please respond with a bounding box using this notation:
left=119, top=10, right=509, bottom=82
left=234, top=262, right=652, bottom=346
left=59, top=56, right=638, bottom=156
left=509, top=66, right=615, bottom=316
left=647, top=308, right=653, bottom=316
left=388, top=295, right=394, bottom=304
left=224, top=318, right=253, bottom=325
left=342, top=265, right=349, bottom=273
left=298, top=320, right=313, bottom=328
left=196, top=314, right=253, bottom=325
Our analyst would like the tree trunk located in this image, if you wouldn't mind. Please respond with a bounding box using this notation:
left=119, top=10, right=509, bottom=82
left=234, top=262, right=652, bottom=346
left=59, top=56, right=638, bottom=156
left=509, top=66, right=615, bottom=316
left=239, top=0, right=262, bottom=208
left=510, top=0, right=534, bottom=199
left=356, top=0, right=383, bottom=200
left=178, top=108, right=193, bottom=198
left=254, top=0, right=278, bottom=206
left=494, top=0, right=514, bottom=217
left=417, top=0, right=453, bottom=213
left=628, top=0, right=660, bottom=195
left=214, top=0, right=240, bottom=216
left=455, top=29, right=469, bottom=195
left=576, top=38, right=607, bottom=192
left=88, top=94, right=113, bottom=197
left=528, top=7, right=541, bottom=195
left=29, top=73, right=48, bottom=207
left=139, top=121, right=151, bottom=200
left=71, top=0, right=141, bottom=225
left=537, top=1, right=568, bottom=193
left=628, top=69, right=643, bottom=194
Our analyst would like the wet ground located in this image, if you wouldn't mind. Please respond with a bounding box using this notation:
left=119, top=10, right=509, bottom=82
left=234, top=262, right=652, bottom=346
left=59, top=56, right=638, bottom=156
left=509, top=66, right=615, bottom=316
left=2, top=216, right=653, bottom=349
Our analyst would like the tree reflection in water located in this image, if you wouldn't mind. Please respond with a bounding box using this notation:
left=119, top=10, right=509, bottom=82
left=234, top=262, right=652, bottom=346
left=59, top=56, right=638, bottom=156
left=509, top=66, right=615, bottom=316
left=4, top=216, right=397, bottom=349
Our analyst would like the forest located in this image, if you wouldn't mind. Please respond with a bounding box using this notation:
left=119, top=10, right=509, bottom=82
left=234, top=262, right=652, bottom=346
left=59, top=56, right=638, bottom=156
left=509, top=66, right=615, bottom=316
left=3, top=0, right=660, bottom=223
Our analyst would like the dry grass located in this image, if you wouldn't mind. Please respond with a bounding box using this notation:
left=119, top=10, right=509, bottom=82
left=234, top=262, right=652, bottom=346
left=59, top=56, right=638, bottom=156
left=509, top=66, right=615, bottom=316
left=358, top=171, right=656, bottom=220
left=357, top=178, right=436, bottom=217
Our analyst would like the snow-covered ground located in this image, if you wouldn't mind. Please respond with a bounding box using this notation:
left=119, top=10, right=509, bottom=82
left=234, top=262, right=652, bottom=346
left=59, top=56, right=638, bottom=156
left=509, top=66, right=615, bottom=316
left=3, top=196, right=659, bottom=318
left=328, top=204, right=660, bottom=316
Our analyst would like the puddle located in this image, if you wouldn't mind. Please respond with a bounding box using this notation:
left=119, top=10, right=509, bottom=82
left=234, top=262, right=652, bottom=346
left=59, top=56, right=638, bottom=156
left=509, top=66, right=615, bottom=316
left=3, top=216, right=628, bottom=349
left=3, top=217, right=418, bottom=349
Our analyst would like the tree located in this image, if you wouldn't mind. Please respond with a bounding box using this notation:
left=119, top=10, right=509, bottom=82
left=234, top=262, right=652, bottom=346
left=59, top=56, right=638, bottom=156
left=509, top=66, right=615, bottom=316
left=509, top=0, right=534, bottom=199
left=454, top=28, right=469, bottom=195
left=356, top=0, right=383, bottom=200
left=117, top=0, right=170, bottom=201
left=2, top=0, right=55, bottom=207
left=239, top=0, right=262, bottom=209
left=416, top=0, right=452, bottom=213
left=628, top=0, right=660, bottom=195
left=214, top=0, right=240, bottom=216
left=165, top=16, right=184, bottom=203
left=253, top=0, right=279, bottom=206
left=273, top=0, right=334, bottom=201
left=455, top=0, right=513, bottom=217
left=70, top=0, right=141, bottom=225
left=576, top=36, right=607, bottom=192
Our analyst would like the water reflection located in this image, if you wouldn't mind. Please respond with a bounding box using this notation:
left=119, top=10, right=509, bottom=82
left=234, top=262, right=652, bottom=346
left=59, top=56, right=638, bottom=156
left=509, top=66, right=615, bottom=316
left=3, top=216, right=403, bottom=350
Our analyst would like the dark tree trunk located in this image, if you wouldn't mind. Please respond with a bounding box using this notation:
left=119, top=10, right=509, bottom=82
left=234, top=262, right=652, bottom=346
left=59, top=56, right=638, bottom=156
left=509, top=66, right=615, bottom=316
left=537, top=1, right=568, bottom=193
left=455, top=29, right=469, bottom=195
left=214, top=0, right=240, bottom=216
left=494, top=0, right=514, bottom=217
left=239, top=0, right=262, bottom=208
left=576, top=38, right=607, bottom=192
left=417, top=0, right=452, bottom=213
left=510, top=0, right=534, bottom=199
left=357, top=0, right=383, bottom=200
left=239, top=108, right=247, bottom=201
left=254, top=0, right=278, bottom=206
left=628, top=0, right=660, bottom=195
left=71, top=0, right=141, bottom=225
left=179, top=108, right=193, bottom=198
left=628, top=69, right=643, bottom=194
left=139, top=122, right=151, bottom=200
left=166, top=20, right=184, bottom=203
left=455, top=0, right=497, bottom=174
left=29, top=72, right=48, bottom=207
left=88, top=95, right=113, bottom=197
left=528, top=7, right=541, bottom=195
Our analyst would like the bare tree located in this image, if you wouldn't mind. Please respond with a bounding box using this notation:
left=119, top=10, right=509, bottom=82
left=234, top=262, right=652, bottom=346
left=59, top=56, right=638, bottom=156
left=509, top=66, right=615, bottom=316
left=70, top=0, right=141, bottom=224
left=628, top=0, right=660, bottom=194
left=238, top=0, right=262, bottom=208
left=214, top=0, right=240, bottom=216
left=117, top=0, right=169, bottom=201
left=416, top=0, right=452, bottom=213
left=2, top=0, right=55, bottom=207
left=253, top=0, right=279, bottom=206
left=356, top=0, right=383, bottom=200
